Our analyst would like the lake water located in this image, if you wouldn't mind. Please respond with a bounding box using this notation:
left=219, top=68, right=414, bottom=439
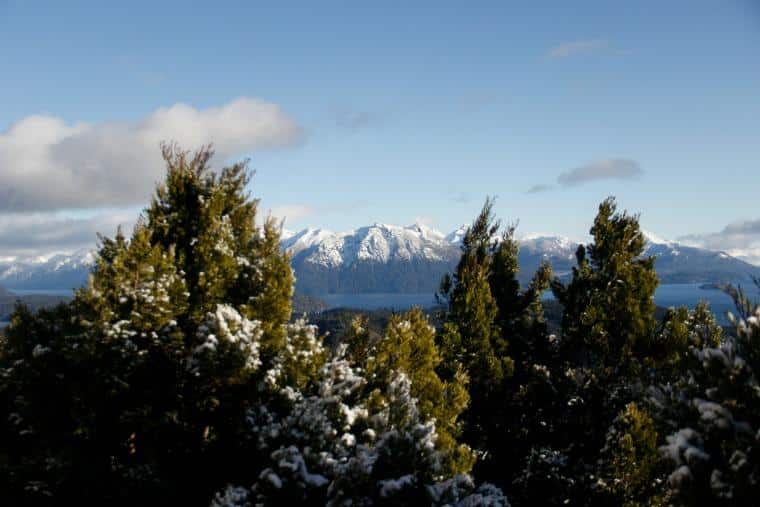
left=318, top=284, right=753, bottom=324
left=9, top=289, right=76, bottom=297
left=4, top=284, right=755, bottom=324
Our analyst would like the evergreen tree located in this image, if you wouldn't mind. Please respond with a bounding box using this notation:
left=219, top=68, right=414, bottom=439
left=595, top=402, right=666, bottom=506
left=551, top=197, right=658, bottom=381
left=0, top=144, right=500, bottom=506
left=546, top=197, right=661, bottom=504
left=0, top=145, right=295, bottom=504
left=591, top=302, right=725, bottom=506
left=656, top=280, right=760, bottom=505
left=226, top=338, right=507, bottom=506
left=437, top=199, right=511, bottom=456
left=365, top=308, right=473, bottom=475
left=438, top=199, right=559, bottom=495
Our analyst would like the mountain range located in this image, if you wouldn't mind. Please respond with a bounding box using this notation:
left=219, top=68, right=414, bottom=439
left=1, top=224, right=759, bottom=294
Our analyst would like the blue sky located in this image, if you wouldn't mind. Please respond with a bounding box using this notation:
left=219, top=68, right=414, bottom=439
left=1, top=1, right=759, bottom=259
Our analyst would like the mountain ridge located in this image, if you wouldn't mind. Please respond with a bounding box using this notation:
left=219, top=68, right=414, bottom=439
left=1, top=225, right=758, bottom=293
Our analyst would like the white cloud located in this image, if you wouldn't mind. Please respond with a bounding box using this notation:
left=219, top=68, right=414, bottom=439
left=0, top=97, right=302, bottom=212
left=557, top=158, right=643, bottom=186
left=0, top=210, right=136, bottom=258
left=547, top=39, right=608, bottom=59
left=680, top=219, right=760, bottom=266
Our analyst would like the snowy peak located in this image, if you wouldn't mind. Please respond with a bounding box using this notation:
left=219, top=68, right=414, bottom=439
left=519, top=236, right=578, bottom=259
left=353, top=223, right=448, bottom=263
left=284, top=223, right=456, bottom=267
left=0, top=248, right=96, bottom=290
left=445, top=225, right=468, bottom=245
left=283, top=228, right=345, bottom=268
left=642, top=229, right=672, bottom=246
left=1, top=224, right=759, bottom=292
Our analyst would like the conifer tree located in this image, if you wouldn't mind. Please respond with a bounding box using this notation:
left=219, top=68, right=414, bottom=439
left=656, top=280, right=760, bottom=505
left=365, top=308, right=473, bottom=475
left=438, top=199, right=510, bottom=454
left=438, top=199, right=559, bottom=494
left=588, top=302, right=725, bottom=506
left=552, top=197, right=658, bottom=381
left=547, top=197, right=662, bottom=504
left=0, top=145, right=295, bottom=504
left=225, top=336, right=507, bottom=506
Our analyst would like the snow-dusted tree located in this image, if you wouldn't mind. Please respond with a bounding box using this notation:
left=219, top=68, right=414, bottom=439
left=144, top=143, right=293, bottom=360
left=657, top=281, right=760, bottom=505
left=0, top=145, right=501, bottom=505
left=0, top=145, right=295, bottom=504
left=219, top=335, right=508, bottom=506
left=365, top=308, right=473, bottom=475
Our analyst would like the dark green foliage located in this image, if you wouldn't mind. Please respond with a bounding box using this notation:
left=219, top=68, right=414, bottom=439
left=438, top=199, right=511, bottom=414
left=653, top=279, right=760, bottom=505
left=365, top=307, right=473, bottom=475
left=0, top=290, right=71, bottom=323
left=551, top=198, right=659, bottom=380
left=0, top=145, right=294, bottom=504
left=530, top=198, right=664, bottom=504
left=595, top=402, right=669, bottom=506
left=4, top=151, right=759, bottom=506
left=438, top=198, right=559, bottom=494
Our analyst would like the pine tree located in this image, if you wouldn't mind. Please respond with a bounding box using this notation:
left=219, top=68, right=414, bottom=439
left=144, top=143, right=293, bottom=359
left=438, top=199, right=560, bottom=495
left=365, top=308, right=473, bottom=475
left=438, top=199, right=511, bottom=455
left=595, top=402, right=666, bottom=506
left=657, top=280, right=760, bottom=505
left=552, top=197, right=658, bottom=381
left=547, top=197, right=662, bottom=504
left=225, top=337, right=508, bottom=506
left=0, top=145, right=296, bottom=504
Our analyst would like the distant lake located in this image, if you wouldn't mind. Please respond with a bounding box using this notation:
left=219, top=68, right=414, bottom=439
left=653, top=283, right=737, bottom=320
left=5, top=284, right=756, bottom=325
left=9, top=289, right=76, bottom=297
left=319, top=284, right=752, bottom=324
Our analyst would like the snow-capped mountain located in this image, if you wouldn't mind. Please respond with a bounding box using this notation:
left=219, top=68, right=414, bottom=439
left=283, top=224, right=461, bottom=294
left=1, top=226, right=758, bottom=294
left=641, top=232, right=758, bottom=284
left=283, top=223, right=456, bottom=267
left=0, top=249, right=96, bottom=290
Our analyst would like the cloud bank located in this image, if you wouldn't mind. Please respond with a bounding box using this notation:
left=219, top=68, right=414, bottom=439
left=557, top=159, right=643, bottom=186
left=680, top=219, right=760, bottom=266
left=0, top=211, right=136, bottom=258
left=527, top=159, right=643, bottom=193
left=0, top=97, right=302, bottom=212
